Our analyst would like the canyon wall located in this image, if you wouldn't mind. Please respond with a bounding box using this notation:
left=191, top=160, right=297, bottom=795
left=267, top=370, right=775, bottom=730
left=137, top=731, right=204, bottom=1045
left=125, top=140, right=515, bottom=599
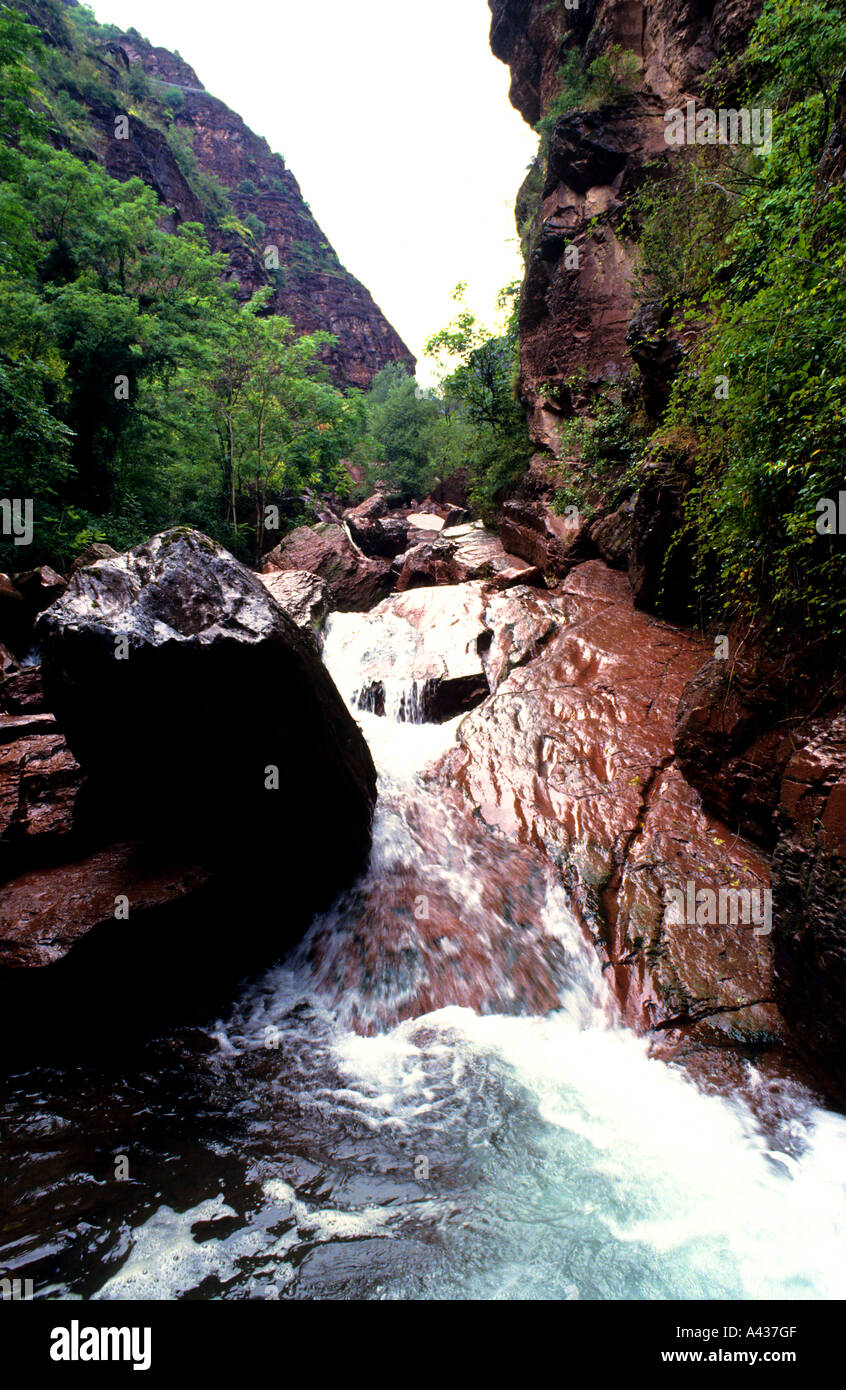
left=490, top=0, right=762, bottom=452
left=488, top=0, right=846, bottom=1097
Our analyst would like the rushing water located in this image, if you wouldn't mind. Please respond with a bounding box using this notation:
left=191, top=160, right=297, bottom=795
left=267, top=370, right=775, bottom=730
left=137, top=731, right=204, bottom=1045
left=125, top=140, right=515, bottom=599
left=2, top=607, right=846, bottom=1300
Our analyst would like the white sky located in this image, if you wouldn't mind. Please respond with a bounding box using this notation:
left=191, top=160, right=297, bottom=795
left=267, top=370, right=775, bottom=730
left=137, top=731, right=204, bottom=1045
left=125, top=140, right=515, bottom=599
left=85, top=0, right=538, bottom=385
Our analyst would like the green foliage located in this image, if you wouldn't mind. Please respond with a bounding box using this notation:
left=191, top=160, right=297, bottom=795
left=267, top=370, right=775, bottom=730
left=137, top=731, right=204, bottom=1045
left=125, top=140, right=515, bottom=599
left=624, top=0, right=846, bottom=642
left=0, top=4, right=367, bottom=570
left=355, top=364, right=439, bottom=501
left=0, top=1, right=531, bottom=573
left=165, top=125, right=232, bottom=221
left=425, top=283, right=528, bottom=518
left=289, top=236, right=344, bottom=279
left=551, top=397, right=644, bottom=519
left=161, top=85, right=185, bottom=113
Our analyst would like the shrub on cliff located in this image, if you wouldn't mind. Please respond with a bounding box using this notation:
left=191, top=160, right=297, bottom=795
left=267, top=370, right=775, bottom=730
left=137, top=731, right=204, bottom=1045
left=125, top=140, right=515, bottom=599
left=536, top=44, right=640, bottom=146
left=562, top=0, right=846, bottom=647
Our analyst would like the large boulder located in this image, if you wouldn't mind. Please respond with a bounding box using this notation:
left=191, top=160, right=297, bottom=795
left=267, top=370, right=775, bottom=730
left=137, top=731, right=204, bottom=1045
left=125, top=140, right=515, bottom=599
left=498, top=498, right=593, bottom=578
left=437, top=561, right=779, bottom=1048
left=395, top=524, right=543, bottom=593
left=343, top=495, right=409, bottom=560
left=0, top=567, right=65, bottom=657
left=261, top=521, right=393, bottom=610
left=257, top=570, right=330, bottom=648
left=0, top=574, right=29, bottom=655
left=37, top=529, right=377, bottom=933
left=329, top=581, right=560, bottom=722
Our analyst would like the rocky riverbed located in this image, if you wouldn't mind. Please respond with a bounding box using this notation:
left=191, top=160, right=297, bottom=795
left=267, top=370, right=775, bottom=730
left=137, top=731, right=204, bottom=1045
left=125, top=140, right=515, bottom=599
left=0, top=505, right=844, bottom=1299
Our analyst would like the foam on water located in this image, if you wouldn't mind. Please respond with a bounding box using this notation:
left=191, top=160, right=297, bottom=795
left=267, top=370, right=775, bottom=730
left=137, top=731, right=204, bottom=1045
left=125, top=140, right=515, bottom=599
left=10, top=600, right=845, bottom=1302
left=90, top=606, right=846, bottom=1300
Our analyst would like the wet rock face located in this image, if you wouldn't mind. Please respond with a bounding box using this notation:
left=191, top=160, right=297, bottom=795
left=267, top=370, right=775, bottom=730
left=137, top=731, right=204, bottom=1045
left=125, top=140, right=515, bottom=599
left=330, top=581, right=561, bottom=722
left=261, top=522, right=394, bottom=611
left=498, top=498, right=594, bottom=579
left=628, top=453, right=697, bottom=620
left=395, top=524, right=542, bottom=593
left=304, top=784, right=581, bottom=1032
left=37, top=529, right=377, bottom=933
left=0, top=714, right=81, bottom=851
left=673, top=650, right=828, bottom=847
left=625, top=301, right=684, bottom=416
left=0, top=845, right=210, bottom=971
left=772, top=714, right=846, bottom=1080
left=437, top=560, right=779, bottom=1043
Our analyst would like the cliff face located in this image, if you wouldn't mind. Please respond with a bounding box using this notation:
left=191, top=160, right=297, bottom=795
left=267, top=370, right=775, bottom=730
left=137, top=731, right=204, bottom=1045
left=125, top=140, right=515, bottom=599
left=48, top=6, right=415, bottom=389
left=489, top=0, right=762, bottom=452
left=489, top=0, right=846, bottom=1100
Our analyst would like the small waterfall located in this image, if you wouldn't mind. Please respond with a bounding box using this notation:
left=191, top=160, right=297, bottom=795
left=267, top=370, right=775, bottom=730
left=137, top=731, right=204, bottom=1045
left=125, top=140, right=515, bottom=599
left=3, top=592, right=846, bottom=1301
left=323, top=610, right=433, bottom=725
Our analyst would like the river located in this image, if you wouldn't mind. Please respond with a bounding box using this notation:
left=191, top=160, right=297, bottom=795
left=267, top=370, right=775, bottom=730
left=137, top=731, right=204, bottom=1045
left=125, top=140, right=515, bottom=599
left=1, top=605, right=846, bottom=1300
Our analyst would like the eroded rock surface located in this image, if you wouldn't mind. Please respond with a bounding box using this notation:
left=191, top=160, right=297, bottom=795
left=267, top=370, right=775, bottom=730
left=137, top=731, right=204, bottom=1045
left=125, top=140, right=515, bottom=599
left=395, top=523, right=542, bottom=593
left=772, top=713, right=846, bottom=1085
left=490, top=0, right=764, bottom=444
left=673, top=646, right=830, bottom=846
left=0, top=716, right=81, bottom=849
left=499, top=498, right=594, bottom=579
left=0, top=845, right=210, bottom=970
left=258, top=570, right=330, bottom=646
left=436, top=560, right=779, bottom=1044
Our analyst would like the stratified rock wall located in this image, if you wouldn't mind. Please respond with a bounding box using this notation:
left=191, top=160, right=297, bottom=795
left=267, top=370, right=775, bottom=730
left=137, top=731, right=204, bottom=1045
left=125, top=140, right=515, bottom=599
left=46, top=5, right=415, bottom=388
left=489, top=0, right=763, bottom=449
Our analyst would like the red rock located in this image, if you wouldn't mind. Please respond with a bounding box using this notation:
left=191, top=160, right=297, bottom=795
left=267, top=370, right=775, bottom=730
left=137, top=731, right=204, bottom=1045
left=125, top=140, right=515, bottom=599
left=1, top=666, right=45, bottom=713
left=436, top=559, right=780, bottom=1043
left=0, top=726, right=81, bottom=844
left=261, top=522, right=393, bottom=611
left=674, top=644, right=826, bottom=846
left=0, top=844, right=210, bottom=969
left=12, top=565, right=66, bottom=610
left=491, top=0, right=763, bottom=444
left=67, top=542, right=119, bottom=576
left=498, top=498, right=594, bottom=578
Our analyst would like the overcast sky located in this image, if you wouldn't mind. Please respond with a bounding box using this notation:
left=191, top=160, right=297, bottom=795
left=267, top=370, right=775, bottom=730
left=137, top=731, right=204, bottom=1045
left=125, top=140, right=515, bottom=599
left=86, top=0, right=537, bottom=383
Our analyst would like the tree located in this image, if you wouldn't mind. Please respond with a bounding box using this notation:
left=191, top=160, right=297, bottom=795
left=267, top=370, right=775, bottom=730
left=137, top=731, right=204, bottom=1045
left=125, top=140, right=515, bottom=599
left=425, top=283, right=528, bottom=517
